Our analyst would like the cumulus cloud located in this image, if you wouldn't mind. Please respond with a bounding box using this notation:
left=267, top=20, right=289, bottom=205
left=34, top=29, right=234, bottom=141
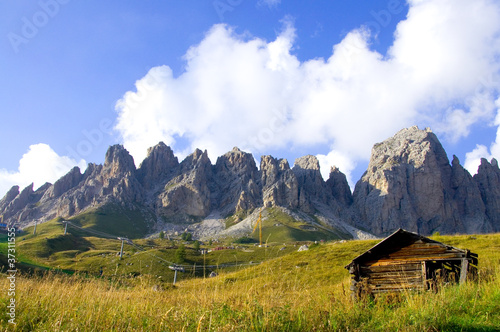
left=115, top=0, right=500, bottom=186
left=0, top=144, right=86, bottom=197
left=464, top=98, right=500, bottom=174
left=317, top=150, right=357, bottom=186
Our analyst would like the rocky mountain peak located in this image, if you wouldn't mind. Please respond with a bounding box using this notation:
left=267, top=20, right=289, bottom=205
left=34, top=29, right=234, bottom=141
left=155, top=148, right=213, bottom=223
left=178, top=149, right=211, bottom=174
left=47, top=166, right=83, bottom=199
left=326, top=166, right=352, bottom=207
left=370, top=125, right=449, bottom=173
left=137, top=142, right=179, bottom=189
left=260, top=156, right=298, bottom=209
left=260, top=155, right=279, bottom=187
left=217, top=147, right=256, bottom=170
left=103, top=144, right=136, bottom=176
left=3, top=183, right=35, bottom=220
left=2, top=127, right=499, bottom=238
left=492, top=158, right=499, bottom=168
left=215, top=147, right=258, bottom=185
left=352, top=125, right=498, bottom=236
left=479, top=157, right=499, bottom=170
left=0, top=185, right=20, bottom=212
left=214, top=147, right=260, bottom=215
left=292, top=155, right=331, bottom=212
left=279, top=159, right=290, bottom=171
left=293, top=155, right=320, bottom=172
left=473, top=157, right=500, bottom=232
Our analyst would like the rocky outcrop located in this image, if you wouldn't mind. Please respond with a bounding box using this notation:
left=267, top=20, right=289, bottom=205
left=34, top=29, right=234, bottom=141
left=214, top=147, right=261, bottom=216
left=260, top=156, right=299, bottom=208
left=43, top=166, right=83, bottom=199
left=0, top=145, right=143, bottom=224
left=137, top=142, right=179, bottom=191
left=292, top=155, right=332, bottom=212
left=2, top=126, right=500, bottom=238
left=326, top=166, right=352, bottom=207
left=450, top=156, right=490, bottom=233
left=4, top=184, right=35, bottom=219
left=93, top=145, right=143, bottom=203
left=0, top=186, right=20, bottom=212
left=1, top=182, right=51, bottom=221
left=156, top=149, right=212, bottom=222
left=352, top=126, right=497, bottom=236
left=103, top=144, right=136, bottom=177
left=474, top=158, right=500, bottom=232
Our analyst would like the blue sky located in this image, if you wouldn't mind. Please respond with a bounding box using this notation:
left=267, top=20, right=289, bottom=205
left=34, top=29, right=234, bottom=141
left=1, top=0, right=500, bottom=197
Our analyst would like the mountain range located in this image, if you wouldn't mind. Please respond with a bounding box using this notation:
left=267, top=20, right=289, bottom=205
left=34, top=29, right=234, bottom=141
left=1, top=126, right=499, bottom=240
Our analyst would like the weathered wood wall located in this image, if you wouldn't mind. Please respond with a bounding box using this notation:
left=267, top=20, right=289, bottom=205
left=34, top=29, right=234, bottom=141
left=350, top=240, right=470, bottom=295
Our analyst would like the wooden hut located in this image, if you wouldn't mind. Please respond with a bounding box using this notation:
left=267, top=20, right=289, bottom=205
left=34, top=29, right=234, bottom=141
left=345, top=229, right=478, bottom=297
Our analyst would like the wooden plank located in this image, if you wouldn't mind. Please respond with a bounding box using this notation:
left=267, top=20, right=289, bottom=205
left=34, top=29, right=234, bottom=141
left=387, top=249, right=455, bottom=256
left=360, top=268, right=422, bottom=276
left=460, top=259, right=468, bottom=283
left=362, top=262, right=422, bottom=270
left=373, top=283, right=425, bottom=289
left=367, top=274, right=422, bottom=282
left=368, top=276, right=422, bottom=283
left=361, top=264, right=422, bottom=271
left=371, top=285, right=424, bottom=294
left=386, top=252, right=464, bottom=260
left=368, top=280, right=423, bottom=287
left=367, top=254, right=466, bottom=266
left=367, top=271, right=422, bottom=279
left=422, top=261, right=427, bottom=288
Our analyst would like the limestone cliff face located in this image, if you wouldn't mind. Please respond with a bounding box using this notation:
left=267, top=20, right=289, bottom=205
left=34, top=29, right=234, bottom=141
left=260, top=156, right=299, bottom=209
left=352, top=126, right=495, bottom=236
left=0, top=186, right=20, bottom=214
left=156, top=149, right=212, bottom=222
left=0, top=145, right=143, bottom=224
left=137, top=142, right=179, bottom=191
left=326, top=166, right=353, bottom=207
left=214, top=147, right=261, bottom=215
left=450, top=156, right=490, bottom=233
left=353, top=127, right=453, bottom=235
left=2, top=126, right=499, bottom=237
left=98, top=144, right=143, bottom=202
left=474, top=158, right=500, bottom=232
left=43, top=166, right=83, bottom=199
left=292, top=155, right=332, bottom=212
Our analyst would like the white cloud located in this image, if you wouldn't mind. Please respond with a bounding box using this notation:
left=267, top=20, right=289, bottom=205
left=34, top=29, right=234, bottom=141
left=464, top=144, right=490, bottom=175
left=464, top=98, right=500, bottom=174
left=0, top=144, right=86, bottom=197
left=317, top=150, right=356, bottom=188
left=115, top=0, right=500, bottom=184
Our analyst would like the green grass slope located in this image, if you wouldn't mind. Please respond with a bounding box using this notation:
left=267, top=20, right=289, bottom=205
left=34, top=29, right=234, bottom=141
left=240, top=207, right=352, bottom=244
left=0, top=233, right=498, bottom=331
left=67, top=203, right=152, bottom=239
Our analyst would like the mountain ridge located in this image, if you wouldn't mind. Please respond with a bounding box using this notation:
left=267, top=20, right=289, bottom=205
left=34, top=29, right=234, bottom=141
left=1, top=126, right=499, bottom=239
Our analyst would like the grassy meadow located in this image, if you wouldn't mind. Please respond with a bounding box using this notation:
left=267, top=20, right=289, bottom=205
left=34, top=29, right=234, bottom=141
left=0, top=228, right=499, bottom=331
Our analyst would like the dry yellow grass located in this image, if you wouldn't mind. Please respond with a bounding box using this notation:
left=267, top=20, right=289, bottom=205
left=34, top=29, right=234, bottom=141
left=1, top=234, right=499, bottom=331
